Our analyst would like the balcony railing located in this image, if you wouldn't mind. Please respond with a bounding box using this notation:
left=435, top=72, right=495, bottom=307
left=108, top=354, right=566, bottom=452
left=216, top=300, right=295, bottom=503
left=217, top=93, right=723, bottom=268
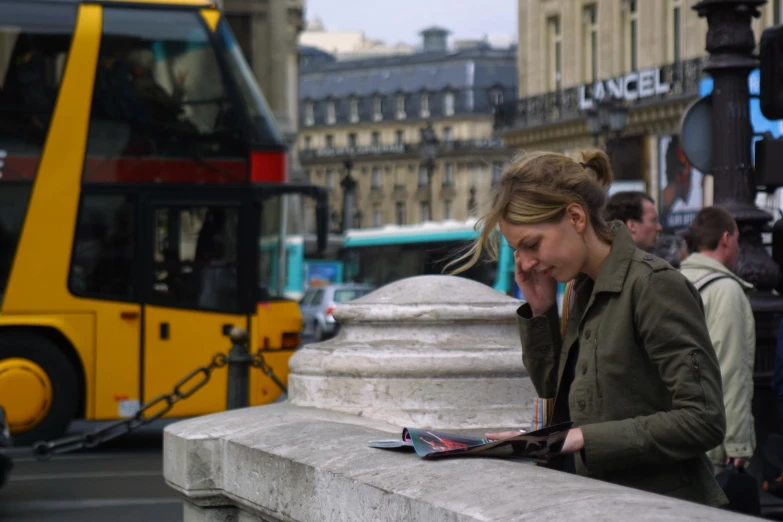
left=493, top=57, right=704, bottom=132
left=299, top=138, right=506, bottom=160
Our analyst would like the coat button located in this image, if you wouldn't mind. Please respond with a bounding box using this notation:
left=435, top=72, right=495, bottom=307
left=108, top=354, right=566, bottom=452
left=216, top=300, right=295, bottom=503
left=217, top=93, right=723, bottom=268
left=578, top=400, right=586, bottom=410
left=581, top=363, right=588, bottom=375
left=535, top=321, right=545, bottom=330
left=644, top=255, right=654, bottom=261
left=584, top=329, right=591, bottom=340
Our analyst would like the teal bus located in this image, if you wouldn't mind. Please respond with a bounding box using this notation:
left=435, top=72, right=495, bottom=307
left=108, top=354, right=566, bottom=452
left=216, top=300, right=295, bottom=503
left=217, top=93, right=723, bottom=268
left=283, top=220, right=567, bottom=307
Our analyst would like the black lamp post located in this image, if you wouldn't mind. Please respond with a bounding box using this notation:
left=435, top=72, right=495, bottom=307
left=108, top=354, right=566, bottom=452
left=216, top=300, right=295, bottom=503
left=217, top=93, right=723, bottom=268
left=693, top=0, right=779, bottom=290
left=694, top=0, right=783, bottom=453
left=586, top=98, right=628, bottom=148
left=340, top=157, right=357, bottom=232
left=419, top=122, right=439, bottom=220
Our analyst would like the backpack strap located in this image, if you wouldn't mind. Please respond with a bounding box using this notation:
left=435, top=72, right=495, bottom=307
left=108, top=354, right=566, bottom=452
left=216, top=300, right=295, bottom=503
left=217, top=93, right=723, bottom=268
left=692, top=272, right=731, bottom=293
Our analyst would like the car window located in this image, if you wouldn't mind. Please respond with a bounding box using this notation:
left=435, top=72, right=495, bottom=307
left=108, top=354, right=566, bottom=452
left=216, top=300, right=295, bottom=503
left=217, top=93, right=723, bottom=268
left=312, top=289, right=324, bottom=305
left=333, top=288, right=371, bottom=303
left=300, top=289, right=314, bottom=305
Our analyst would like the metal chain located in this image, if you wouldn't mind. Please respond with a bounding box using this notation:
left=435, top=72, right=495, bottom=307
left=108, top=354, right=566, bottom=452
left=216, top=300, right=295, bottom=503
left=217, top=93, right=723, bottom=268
left=251, top=351, right=287, bottom=395
left=32, top=353, right=228, bottom=461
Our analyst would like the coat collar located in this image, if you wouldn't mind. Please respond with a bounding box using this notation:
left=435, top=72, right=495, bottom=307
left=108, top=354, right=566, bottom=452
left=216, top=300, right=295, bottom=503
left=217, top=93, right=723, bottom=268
left=681, top=252, right=754, bottom=290
left=573, top=220, right=636, bottom=295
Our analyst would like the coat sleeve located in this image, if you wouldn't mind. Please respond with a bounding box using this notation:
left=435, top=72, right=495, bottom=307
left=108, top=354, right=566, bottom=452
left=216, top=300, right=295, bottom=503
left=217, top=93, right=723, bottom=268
left=703, top=279, right=756, bottom=458
left=517, top=303, right=562, bottom=399
left=580, top=269, right=726, bottom=472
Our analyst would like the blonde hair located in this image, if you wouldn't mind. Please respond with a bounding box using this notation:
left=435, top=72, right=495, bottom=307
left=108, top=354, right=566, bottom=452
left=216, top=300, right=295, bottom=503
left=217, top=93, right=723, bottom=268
left=450, top=149, right=614, bottom=274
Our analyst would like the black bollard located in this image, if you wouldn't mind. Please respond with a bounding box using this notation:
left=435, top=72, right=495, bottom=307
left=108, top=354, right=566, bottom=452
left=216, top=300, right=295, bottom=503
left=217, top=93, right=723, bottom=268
left=226, top=326, right=251, bottom=410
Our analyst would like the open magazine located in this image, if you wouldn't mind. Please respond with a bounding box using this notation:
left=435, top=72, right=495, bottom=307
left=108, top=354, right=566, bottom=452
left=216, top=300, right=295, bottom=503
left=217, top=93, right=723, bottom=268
left=368, top=421, right=572, bottom=460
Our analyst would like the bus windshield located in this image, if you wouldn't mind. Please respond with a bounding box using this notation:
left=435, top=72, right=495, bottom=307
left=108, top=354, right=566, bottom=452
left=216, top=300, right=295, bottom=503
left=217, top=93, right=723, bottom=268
left=215, top=20, right=283, bottom=147
left=83, top=7, right=283, bottom=183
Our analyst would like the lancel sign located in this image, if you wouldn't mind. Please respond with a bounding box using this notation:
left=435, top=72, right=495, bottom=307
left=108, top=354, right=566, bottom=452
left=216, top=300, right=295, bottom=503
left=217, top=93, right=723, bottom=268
left=578, top=67, right=671, bottom=110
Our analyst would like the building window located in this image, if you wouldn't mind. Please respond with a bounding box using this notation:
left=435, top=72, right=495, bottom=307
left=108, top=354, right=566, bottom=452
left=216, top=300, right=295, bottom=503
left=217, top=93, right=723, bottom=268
left=326, top=100, right=336, bottom=125
left=444, top=163, right=453, bottom=186
left=373, top=96, right=383, bottom=121
left=670, top=0, right=682, bottom=64
left=420, top=93, right=430, bottom=118
left=624, top=0, right=638, bottom=72
left=304, top=102, right=314, bottom=126
left=582, top=4, right=598, bottom=83
left=492, top=162, right=503, bottom=185
left=395, top=202, right=406, bottom=225
left=371, top=131, right=380, bottom=146
left=325, top=169, right=334, bottom=190
left=373, top=209, right=383, bottom=227
left=418, top=166, right=429, bottom=187
left=325, top=134, right=334, bottom=148
left=443, top=91, right=455, bottom=116
left=443, top=201, right=451, bottom=220
left=349, top=97, right=359, bottom=123
left=396, top=94, right=406, bottom=119
left=348, top=133, right=357, bottom=148
left=304, top=135, right=312, bottom=149
left=546, top=15, right=562, bottom=91
left=442, top=126, right=452, bottom=143
left=371, top=167, right=381, bottom=188
left=489, top=88, right=504, bottom=106
left=395, top=129, right=404, bottom=145
left=419, top=202, right=430, bottom=223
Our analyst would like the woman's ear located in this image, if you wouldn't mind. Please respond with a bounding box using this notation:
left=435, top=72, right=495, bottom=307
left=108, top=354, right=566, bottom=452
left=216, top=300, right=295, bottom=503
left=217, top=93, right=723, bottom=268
left=565, top=203, right=587, bottom=234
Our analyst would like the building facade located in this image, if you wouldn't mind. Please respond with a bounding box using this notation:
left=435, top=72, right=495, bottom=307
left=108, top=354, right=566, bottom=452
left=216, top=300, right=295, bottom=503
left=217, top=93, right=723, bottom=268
left=497, top=0, right=782, bottom=230
left=298, top=28, right=517, bottom=230
left=300, top=17, right=416, bottom=61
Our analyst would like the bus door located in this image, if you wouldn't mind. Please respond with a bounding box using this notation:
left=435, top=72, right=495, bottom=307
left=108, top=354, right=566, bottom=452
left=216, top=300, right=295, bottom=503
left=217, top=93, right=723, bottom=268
left=140, top=193, right=252, bottom=415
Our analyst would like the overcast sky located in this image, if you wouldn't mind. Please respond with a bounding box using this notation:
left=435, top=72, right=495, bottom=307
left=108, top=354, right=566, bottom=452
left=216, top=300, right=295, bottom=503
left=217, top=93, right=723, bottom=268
left=304, top=0, right=518, bottom=46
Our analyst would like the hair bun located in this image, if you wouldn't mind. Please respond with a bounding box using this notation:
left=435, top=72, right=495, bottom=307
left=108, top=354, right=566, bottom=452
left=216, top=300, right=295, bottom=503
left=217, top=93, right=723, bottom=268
left=580, top=149, right=613, bottom=189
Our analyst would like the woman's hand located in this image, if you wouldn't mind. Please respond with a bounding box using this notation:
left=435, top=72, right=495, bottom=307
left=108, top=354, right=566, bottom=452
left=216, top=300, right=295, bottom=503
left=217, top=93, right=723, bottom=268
left=515, top=251, right=557, bottom=316
left=558, top=428, right=585, bottom=455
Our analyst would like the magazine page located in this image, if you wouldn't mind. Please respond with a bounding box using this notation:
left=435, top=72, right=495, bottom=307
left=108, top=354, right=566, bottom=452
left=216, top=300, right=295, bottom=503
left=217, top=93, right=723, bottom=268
left=368, top=421, right=572, bottom=460
left=406, top=421, right=572, bottom=459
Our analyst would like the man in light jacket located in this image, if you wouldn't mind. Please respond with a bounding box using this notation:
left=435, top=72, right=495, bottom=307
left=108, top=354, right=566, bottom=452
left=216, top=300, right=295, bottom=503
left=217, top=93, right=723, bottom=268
left=680, top=206, right=756, bottom=471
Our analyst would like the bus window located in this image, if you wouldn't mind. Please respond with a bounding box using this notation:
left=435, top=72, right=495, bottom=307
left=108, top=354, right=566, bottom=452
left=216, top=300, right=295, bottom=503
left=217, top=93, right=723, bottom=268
left=215, top=20, right=282, bottom=147
left=258, top=196, right=285, bottom=301
left=151, top=206, right=239, bottom=312
left=0, top=185, right=32, bottom=304
left=84, top=8, right=248, bottom=183
left=69, top=194, right=135, bottom=300
left=0, top=2, right=76, bottom=305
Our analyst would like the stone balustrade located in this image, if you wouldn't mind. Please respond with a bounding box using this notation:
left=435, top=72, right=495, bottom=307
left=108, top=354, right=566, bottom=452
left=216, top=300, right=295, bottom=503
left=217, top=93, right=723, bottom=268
left=163, top=276, right=755, bottom=522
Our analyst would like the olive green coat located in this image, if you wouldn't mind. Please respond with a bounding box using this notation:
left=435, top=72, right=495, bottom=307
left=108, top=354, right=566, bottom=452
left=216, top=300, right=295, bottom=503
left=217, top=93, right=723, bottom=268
left=518, top=223, right=728, bottom=507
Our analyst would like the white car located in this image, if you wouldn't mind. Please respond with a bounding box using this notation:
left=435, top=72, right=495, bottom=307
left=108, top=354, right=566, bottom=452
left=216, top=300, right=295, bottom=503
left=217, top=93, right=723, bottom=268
left=299, top=284, right=375, bottom=341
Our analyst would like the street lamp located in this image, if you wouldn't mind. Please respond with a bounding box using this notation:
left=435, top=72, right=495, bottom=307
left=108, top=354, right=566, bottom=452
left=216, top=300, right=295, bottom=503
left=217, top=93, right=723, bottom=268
left=419, top=122, right=439, bottom=220
left=340, top=157, right=357, bottom=232
left=586, top=98, right=628, bottom=147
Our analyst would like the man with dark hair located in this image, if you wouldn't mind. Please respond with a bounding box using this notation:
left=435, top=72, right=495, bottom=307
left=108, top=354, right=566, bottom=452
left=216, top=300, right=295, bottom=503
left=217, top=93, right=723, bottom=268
left=604, top=191, right=662, bottom=251
left=680, top=206, right=756, bottom=473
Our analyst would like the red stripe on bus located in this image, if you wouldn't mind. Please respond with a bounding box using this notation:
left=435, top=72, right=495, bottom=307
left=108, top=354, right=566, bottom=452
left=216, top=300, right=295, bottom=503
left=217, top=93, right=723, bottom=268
left=82, top=157, right=247, bottom=183
left=250, top=151, right=286, bottom=183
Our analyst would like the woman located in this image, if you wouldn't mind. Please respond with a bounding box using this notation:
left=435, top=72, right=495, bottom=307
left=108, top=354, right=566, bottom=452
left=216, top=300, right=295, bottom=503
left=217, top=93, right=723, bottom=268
left=452, top=150, right=727, bottom=506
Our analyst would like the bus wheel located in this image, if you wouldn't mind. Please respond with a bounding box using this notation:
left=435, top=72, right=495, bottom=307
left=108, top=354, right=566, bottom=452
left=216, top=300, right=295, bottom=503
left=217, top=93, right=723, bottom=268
left=0, top=333, right=79, bottom=446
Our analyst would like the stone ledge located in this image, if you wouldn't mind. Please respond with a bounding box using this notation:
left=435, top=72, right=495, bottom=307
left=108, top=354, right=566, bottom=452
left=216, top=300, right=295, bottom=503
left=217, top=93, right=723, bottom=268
left=164, top=404, right=755, bottom=522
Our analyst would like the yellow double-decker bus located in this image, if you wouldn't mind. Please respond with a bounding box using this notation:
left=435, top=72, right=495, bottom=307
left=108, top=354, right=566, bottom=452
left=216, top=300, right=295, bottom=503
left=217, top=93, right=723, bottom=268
left=0, top=0, right=327, bottom=444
